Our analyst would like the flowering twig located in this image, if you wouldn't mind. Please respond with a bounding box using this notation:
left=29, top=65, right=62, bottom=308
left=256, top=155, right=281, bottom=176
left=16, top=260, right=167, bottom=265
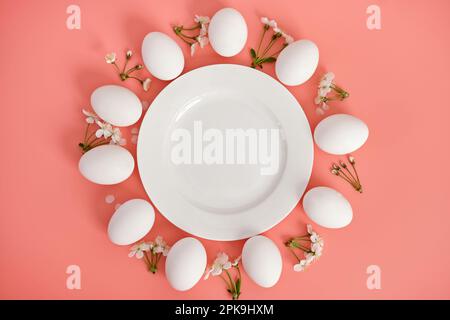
left=250, top=17, right=293, bottom=69
left=330, top=155, right=363, bottom=193
left=285, top=224, right=324, bottom=272
left=105, top=50, right=151, bottom=91
left=204, top=253, right=242, bottom=300
left=128, top=236, right=170, bottom=274
left=314, top=72, right=349, bottom=115
left=78, top=109, right=125, bottom=153
left=173, top=15, right=210, bottom=56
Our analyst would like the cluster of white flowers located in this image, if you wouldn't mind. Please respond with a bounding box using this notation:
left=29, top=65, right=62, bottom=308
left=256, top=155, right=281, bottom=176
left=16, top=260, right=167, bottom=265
left=261, top=17, right=294, bottom=44
left=104, top=50, right=151, bottom=91
left=293, top=224, right=324, bottom=272
left=204, top=252, right=241, bottom=279
left=314, top=72, right=349, bottom=115
left=128, top=236, right=171, bottom=259
left=191, top=15, right=211, bottom=56
left=128, top=242, right=151, bottom=259
left=314, top=72, right=335, bottom=114
left=82, top=109, right=126, bottom=146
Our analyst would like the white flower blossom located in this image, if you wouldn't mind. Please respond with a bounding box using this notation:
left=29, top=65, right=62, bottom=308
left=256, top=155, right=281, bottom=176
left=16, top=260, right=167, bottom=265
left=273, top=27, right=282, bottom=34
left=105, top=52, right=116, bottom=64
left=199, top=23, right=208, bottom=37
left=82, top=109, right=98, bottom=124
left=204, top=252, right=233, bottom=280
left=194, top=15, right=210, bottom=25
left=151, top=236, right=170, bottom=256
left=190, top=42, right=198, bottom=56
left=293, top=259, right=309, bottom=272
left=283, top=33, right=294, bottom=44
left=197, top=35, right=209, bottom=48
left=261, top=17, right=277, bottom=28
left=128, top=242, right=151, bottom=259
left=311, top=242, right=323, bottom=257
left=318, top=72, right=334, bottom=95
left=142, top=78, right=151, bottom=91
left=232, top=256, right=241, bottom=267
left=95, top=121, right=113, bottom=138
left=110, top=127, right=126, bottom=145
left=305, top=252, right=315, bottom=264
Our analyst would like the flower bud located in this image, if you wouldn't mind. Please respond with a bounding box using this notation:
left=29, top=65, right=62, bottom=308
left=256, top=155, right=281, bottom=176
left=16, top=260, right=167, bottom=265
left=331, top=169, right=339, bottom=175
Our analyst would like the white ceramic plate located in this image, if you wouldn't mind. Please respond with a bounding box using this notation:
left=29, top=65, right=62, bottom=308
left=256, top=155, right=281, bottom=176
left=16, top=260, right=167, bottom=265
left=138, top=64, right=313, bottom=241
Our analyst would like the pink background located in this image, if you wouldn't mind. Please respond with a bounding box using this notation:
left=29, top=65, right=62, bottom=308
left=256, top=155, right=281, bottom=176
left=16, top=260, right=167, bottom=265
left=1, top=0, right=449, bottom=299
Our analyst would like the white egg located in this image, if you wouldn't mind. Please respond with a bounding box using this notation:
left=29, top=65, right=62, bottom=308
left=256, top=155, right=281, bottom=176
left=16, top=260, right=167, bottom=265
left=91, top=85, right=142, bottom=127
left=275, top=39, right=319, bottom=86
left=107, top=199, right=155, bottom=245
left=242, top=236, right=282, bottom=288
left=208, top=8, right=248, bottom=57
left=165, top=237, right=207, bottom=291
left=78, top=145, right=134, bottom=185
left=303, top=187, right=353, bottom=229
left=314, top=114, right=369, bottom=155
left=141, top=32, right=184, bottom=81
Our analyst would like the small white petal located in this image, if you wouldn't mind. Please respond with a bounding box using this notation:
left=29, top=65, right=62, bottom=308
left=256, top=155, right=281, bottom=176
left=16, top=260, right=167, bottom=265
left=211, top=267, right=223, bottom=277
left=314, top=95, right=322, bottom=105
left=131, top=135, right=138, bottom=144
left=143, top=78, right=151, bottom=91
left=135, top=250, right=144, bottom=259
left=131, top=127, right=139, bottom=134
left=293, top=263, right=304, bottom=272
left=190, top=43, right=197, bottom=56
left=95, top=129, right=103, bottom=138
left=223, top=261, right=232, bottom=270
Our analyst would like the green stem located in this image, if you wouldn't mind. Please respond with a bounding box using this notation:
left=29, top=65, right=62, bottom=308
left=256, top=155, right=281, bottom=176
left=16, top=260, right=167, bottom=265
left=89, top=139, right=109, bottom=149
left=178, top=32, right=198, bottom=40
left=350, top=162, right=361, bottom=185
left=85, top=136, right=99, bottom=147
left=83, top=123, right=90, bottom=142
left=225, top=270, right=236, bottom=294
left=335, top=171, right=361, bottom=191
left=288, top=247, right=301, bottom=263
left=122, top=57, right=129, bottom=74
left=260, top=35, right=280, bottom=58
left=341, top=164, right=358, bottom=183
left=127, top=75, right=143, bottom=84
left=266, top=43, right=287, bottom=58
left=84, top=129, right=96, bottom=145
left=331, top=84, right=349, bottom=99
left=112, top=62, right=120, bottom=72
left=337, top=166, right=356, bottom=184
left=219, top=274, right=231, bottom=291
left=256, top=26, right=268, bottom=55
left=182, top=23, right=201, bottom=31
